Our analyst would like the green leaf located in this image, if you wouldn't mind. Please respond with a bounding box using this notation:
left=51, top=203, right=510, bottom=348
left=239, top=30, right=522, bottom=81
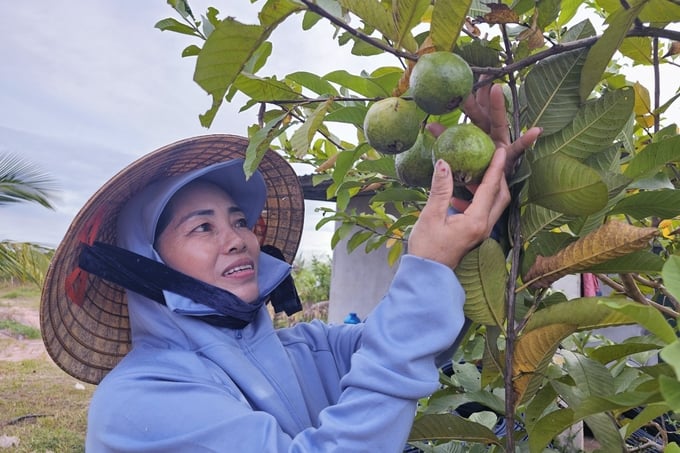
left=660, top=340, right=680, bottom=381
left=347, top=230, right=373, bottom=253
left=588, top=341, right=662, bottom=364
left=598, top=299, right=677, bottom=344
left=244, top=113, right=290, bottom=177
left=155, top=18, right=200, bottom=36
left=290, top=99, right=334, bottom=157
left=663, top=256, right=680, bottom=301
left=522, top=48, right=587, bottom=135
left=355, top=156, right=396, bottom=176
left=561, top=350, right=614, bottom=397
left=609, top=189, right=680, bottom=220
left=324, top=70, right=392, bottom=98
left=659, top=374, right=680, bottom=412
left=623, top=135, right=680, bottom=180
left=392, top=0, right=430, bottom=51
left=431, top=0, right=473, bottom=52
left=194, top=18, right=267, bottom=127
left=338, top=0, right=418, bottom=52
left=286, top=71, right=339, bottom=97
left=258, top=0, right=304, bottom=27
left=455, top=239, right=507, bottom=327
left=622, top=403, right=672, bottom=437
left=324, top=106, right=368, bottom=126
left=533, top=87, right=635, bottom=161
left=520, top=203, right=565, bottom=241
left=233, top=73, right=302, bottom=102
left=409, top=413, right=500, bottom=446
left=619, top=37, right=653, bottom=65
left=370, top=188, right=428, bottom=203
left=579, top=0, right=648, bottom=100
left=523, top=295, right=636, bottom=333
left=528, top=153, right=609, bottom=216
left=640, top=0, right=680, bottom=22
left=582, top=250, right=663, bottom=274
left=528, top=408, right=575, bottom=453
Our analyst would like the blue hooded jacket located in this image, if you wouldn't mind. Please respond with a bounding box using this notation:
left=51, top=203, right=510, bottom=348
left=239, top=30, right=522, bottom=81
left=85, top=162, right=467, bottom=452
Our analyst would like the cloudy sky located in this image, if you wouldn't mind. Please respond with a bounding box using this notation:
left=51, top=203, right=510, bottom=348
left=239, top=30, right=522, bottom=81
left=1, top=2, right=677, bottom=261
left=0, top=1, right=376, bottom=260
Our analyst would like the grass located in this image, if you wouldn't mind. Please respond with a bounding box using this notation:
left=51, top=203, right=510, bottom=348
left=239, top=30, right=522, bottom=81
left=0, top=359, right=95, bottom=452
left=0, top=282, right=94, bottom=452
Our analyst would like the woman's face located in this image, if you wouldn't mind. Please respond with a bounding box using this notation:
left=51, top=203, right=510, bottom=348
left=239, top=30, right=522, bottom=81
left=155, top=180, right=260, bottom=303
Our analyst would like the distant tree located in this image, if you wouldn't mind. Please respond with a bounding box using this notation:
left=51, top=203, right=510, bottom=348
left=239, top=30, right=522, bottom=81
left=0, top=153, right=57, bottom=285
left=0, top=153, right=57, bottom=209
left=293, top=255, right=331, bottom=303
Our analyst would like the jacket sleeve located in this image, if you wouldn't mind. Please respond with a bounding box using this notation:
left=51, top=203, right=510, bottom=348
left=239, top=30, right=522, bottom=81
left=86, top=254, right=466, bottom=453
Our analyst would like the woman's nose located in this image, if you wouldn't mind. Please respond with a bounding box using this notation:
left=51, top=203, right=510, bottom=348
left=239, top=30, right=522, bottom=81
left=220, top=228, right=247, bottom=254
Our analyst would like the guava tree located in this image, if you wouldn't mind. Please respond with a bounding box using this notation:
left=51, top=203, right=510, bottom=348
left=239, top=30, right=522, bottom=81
left=158, top=0, right=680, bottom=450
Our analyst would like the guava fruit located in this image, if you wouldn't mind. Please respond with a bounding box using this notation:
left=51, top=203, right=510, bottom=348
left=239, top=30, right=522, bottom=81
left=363, top=97, right=422, bottom=154
left=433, top=123, right=496, bottom=186
left=409, top=51, right=473, bottom=115
left=395, top=128, right=436, bottom=188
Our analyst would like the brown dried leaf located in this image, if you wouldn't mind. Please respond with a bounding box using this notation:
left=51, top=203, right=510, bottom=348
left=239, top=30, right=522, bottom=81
left=663, top=41, right=680, bottom=58
left=518, top=26, right=544, bottom=50
left=523, top=220, right=660, bottom=289
left=480, top=3, right=520, bottom=24
left=392, top=37, right=436, bottom=97
left=464, top=17, right=481, bottom=37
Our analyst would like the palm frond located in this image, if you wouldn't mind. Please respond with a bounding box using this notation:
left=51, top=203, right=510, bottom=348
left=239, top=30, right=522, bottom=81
left=0, top=153, right=58, bottom=209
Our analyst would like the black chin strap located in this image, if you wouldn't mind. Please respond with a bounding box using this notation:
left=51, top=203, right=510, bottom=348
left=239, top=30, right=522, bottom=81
left=78, top=242, right=301, bottom=329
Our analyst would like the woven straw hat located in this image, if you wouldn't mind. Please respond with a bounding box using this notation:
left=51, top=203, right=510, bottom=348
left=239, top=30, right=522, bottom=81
left=40, top=134, right=305, bottom=384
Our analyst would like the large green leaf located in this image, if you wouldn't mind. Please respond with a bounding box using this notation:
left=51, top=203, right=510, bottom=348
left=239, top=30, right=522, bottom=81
left=522, top=48, right=587, bottom=135
left=561, top=350, right=614, bottom=398
left=528, top=408, right=575, bottom=453
left=523, top=295, right=636, bottom=333
left=324, top=106, right=368, bottom=127
left=663, top=256, right=680, bottom=301
left=532, top=88, right=635, bottom=161
left=609, top=189, right=680, bottom=220
left=290, top=99, right=334, bottom=157
left=286, top=71, right=339, bottom=97
left=579, top=0, right=648, bottom=100
left=409, top=413, right=501, bottom=446
left=455, top=239, right=507, bottom=327
left=528, top=153, right=609, bottom=216
left=623, top=135, right=680, bottom=181
left=520, top=203, right=566, bottom=241
left=233, top=73, right=302, bottom=102
left=430, top=0, right=473, bottom=52
left=194, top=19, right=267, bottom=127
left=392, top=0, right=430, bottom=51
left=338, top=0, right=419, bottom=52
left=599, top=299, right=677, bottom=344
left=581, top=250, right=663, bottom=273
left=324, top=69, right=393, bottom=98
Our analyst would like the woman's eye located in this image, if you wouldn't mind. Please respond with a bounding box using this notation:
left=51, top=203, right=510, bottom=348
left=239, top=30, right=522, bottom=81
left=193, top=223, right=212, bottom=233
left=235, top=218, right=248, bottom=228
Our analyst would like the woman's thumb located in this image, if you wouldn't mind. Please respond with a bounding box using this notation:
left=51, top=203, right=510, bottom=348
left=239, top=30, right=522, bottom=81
left=424, top=159, right=454, bottom=216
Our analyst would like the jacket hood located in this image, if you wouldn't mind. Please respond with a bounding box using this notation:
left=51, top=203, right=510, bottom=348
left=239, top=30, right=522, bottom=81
left=115, top=159, right=292, bottom=344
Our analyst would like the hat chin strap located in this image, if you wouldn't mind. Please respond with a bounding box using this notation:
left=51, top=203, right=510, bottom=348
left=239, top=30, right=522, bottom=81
left=78, top=241, right=300, bottom=329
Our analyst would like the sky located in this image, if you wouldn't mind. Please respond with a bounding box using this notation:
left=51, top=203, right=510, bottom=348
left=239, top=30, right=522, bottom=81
left=1, top=2, right=678, bottom=261
left=0, top=1, right=369, bottom=260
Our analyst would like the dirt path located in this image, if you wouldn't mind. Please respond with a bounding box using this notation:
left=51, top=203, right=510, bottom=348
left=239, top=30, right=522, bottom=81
left=0, top=299, right=47, bottom=362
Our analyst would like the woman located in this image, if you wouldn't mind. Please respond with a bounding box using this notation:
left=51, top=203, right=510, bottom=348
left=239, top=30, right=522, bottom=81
left=41, top=84, right=540, bottom=452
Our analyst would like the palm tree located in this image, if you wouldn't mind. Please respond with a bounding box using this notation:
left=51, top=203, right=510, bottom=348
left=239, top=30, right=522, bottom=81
left=0, top=153, right=58, bottom=285
left=0, top=153, right=57, bottom=209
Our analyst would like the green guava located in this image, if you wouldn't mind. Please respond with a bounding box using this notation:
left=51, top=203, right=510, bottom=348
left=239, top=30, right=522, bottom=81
left=409, top=51, right=473, bottom=115
left=395, top=128, right=436, bottom=188
left=363, top=97, right=422, bottom=154
left=433, top=123, right=496, bottom=185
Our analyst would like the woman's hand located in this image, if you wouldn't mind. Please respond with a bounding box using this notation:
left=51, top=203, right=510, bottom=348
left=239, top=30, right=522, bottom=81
left=408, top=149, right=510, bottom=270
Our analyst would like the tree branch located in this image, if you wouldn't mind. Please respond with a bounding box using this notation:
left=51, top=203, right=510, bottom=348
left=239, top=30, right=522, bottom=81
left=299, top=0, right=417, bottom=61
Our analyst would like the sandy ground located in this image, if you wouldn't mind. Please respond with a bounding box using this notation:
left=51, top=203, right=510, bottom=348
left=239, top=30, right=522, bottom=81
left=0, top=302, right=47, bottom=362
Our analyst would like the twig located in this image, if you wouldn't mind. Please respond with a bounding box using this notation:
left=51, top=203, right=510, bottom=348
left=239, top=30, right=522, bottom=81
left=299, top=0, right=417, bottom=61
left=2, top=414, right=51, bottom=427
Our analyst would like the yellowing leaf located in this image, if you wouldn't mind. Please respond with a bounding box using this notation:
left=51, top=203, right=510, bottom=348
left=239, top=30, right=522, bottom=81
left=522, top=220, right=660, bottom=289
left=480, top=3, right=520, bottom=24
left=513, top=323, right=577, bottom=405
